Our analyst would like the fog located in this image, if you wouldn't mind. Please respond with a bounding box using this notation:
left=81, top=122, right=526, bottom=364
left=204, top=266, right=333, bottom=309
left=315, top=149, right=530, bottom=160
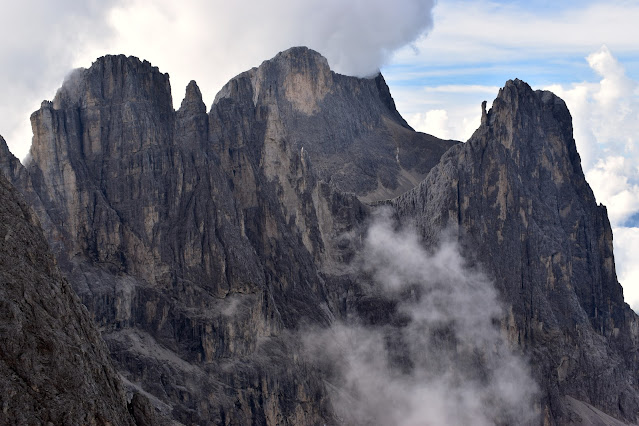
left=305, top=209, right=538, bottom=425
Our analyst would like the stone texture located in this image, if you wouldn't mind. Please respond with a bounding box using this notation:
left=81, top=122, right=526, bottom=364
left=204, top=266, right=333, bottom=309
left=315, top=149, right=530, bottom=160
left=8, top=50, right=407, bottom=424
left=391, top=79, right=639, bottom=425
left=3, top=48, right=639, bottom=426
left=0, top=171, right=137, bottom=425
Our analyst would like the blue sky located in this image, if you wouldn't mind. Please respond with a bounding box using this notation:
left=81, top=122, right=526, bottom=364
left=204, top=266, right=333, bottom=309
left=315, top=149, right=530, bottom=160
left=383, top=0, right=639, bottom=88
left=1, top=0, right=637, bottom=310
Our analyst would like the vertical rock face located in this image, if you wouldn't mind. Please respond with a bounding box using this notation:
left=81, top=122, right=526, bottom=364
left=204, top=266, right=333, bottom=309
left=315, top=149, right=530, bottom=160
left=3, top=48, right=639, bottom=426
left=22, top=54, right=320, bottom=424
left=213, top=47, right=456, bottom=202
left=7, top=48, right=454, bottom=424
left=392, top=79, right=639, bottom=424
left=0, top=172, right=136, bottom=425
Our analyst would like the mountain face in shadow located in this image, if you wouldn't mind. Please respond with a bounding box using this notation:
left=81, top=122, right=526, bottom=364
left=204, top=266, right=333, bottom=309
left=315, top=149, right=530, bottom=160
left=1, top=47, right=637, bottom=425
left=0, top=167, right=158, bottom=425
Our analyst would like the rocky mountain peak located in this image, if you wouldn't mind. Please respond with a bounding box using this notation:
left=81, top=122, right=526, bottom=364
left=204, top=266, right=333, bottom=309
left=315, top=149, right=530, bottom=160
left=470, top=78, right=583, bottom=180
left=212, top=46, right=456, bottom=199
left=213, top=46, right=333, bottom=115
left=486, top=79, right=573, bottom=137
left=51, top=54, right=172, bottom=111
left=271, top=46, right=331, bottom=73
left=265, top=46, right=333, bottom=114
left=391, top=77, right=636, bottom=423
left=28, top=54, right=176, bottom=183
left=178, top=80, right=206, bottom=114
left=5, top=45, right=637, bottom=424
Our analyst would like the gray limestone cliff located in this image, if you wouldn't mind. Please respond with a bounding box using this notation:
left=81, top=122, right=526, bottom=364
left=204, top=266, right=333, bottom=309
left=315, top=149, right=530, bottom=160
left=1, top=48, right=638, bottom=426
left=390, top=80, right=639, bottom=424
left=3, top=49, right=451, bottom=424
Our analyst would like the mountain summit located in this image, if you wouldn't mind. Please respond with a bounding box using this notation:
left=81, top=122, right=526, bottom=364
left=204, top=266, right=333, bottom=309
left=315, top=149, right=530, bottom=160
left=393, top=79, right=638, bottom=423
left=1, top=48, right=638, bottom=425
left=213, top=46, right=456, bottom=201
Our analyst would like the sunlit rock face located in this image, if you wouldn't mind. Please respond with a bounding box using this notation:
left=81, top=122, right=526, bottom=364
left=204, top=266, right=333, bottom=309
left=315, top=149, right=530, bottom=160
left=2, top=48, right=639, bottom=426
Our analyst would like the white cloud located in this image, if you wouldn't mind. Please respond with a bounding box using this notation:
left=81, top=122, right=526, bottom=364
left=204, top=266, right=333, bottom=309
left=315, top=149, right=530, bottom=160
left=613, top=227, right=639, bottom=311
left=304, top=212, right=537, bottom=425
left=394, top=85, right=499, bottom=141
left=391, top=0, right=639, bottom=67
left=546, top=46, right=639, bottom=229
left=2, top=0, right=436, bottom=161
left=409, top=109, right=451, bottom=139
left=588, top=46, right=635, bottom=107
left=0, top=0, right=123, bottom=160
left=76, top=0, right=436, bottom=108
left=585, top=156, right=639, bottom=226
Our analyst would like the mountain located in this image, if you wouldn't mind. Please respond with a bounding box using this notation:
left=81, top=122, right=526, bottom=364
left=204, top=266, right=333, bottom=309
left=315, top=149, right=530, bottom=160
left=0, top=163, right=162, bottom=425
left=391, top=80, right=639, bottom=424
left=0, top=47, right=637, bottom=425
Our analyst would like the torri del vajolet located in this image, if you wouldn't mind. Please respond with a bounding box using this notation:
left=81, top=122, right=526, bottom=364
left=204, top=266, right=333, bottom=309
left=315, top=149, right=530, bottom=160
left=1, top=47, right=638, bottom=425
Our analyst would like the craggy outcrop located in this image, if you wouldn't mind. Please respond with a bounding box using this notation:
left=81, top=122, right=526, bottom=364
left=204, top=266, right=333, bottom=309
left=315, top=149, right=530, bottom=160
left=5, top=48, right=451, bottom=424
left=391, top=80, right=639, bottom=424
left=0, top=171, right=138, bottom=425
left=3, top=48, right=639, bottom=426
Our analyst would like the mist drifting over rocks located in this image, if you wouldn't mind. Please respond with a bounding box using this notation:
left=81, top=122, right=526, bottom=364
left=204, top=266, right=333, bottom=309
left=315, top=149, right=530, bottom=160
left=305, top=209, right=538, bottom=425
left=2, top=48, right=638, bottom=424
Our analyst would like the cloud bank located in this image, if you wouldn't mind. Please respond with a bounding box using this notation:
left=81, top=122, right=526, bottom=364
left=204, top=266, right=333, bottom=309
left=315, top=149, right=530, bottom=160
left=78, top=0, right=436, bottom=112
left=0, top=0, right=436, bottom=160
left=0, top=0, right=122, bottom=160
left=305, top=211, right=538, bottom=425
left=544, top=46, right=639, bottom=310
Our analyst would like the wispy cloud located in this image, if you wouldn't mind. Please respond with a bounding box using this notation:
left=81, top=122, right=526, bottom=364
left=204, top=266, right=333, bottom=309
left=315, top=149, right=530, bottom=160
left=304, top=210, right=538, bottom=425
left=384, top=0, right=639, bottom=95
left=421, top=84, right=501, bottom=94
left=394, top=0, right=639, bottom=67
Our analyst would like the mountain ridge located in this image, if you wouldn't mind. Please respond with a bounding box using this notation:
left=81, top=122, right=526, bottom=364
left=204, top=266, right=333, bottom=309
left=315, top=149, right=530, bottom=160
left=391, top=78, right=639, bottom=423
left=0, top=47, right=637, bottom=425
